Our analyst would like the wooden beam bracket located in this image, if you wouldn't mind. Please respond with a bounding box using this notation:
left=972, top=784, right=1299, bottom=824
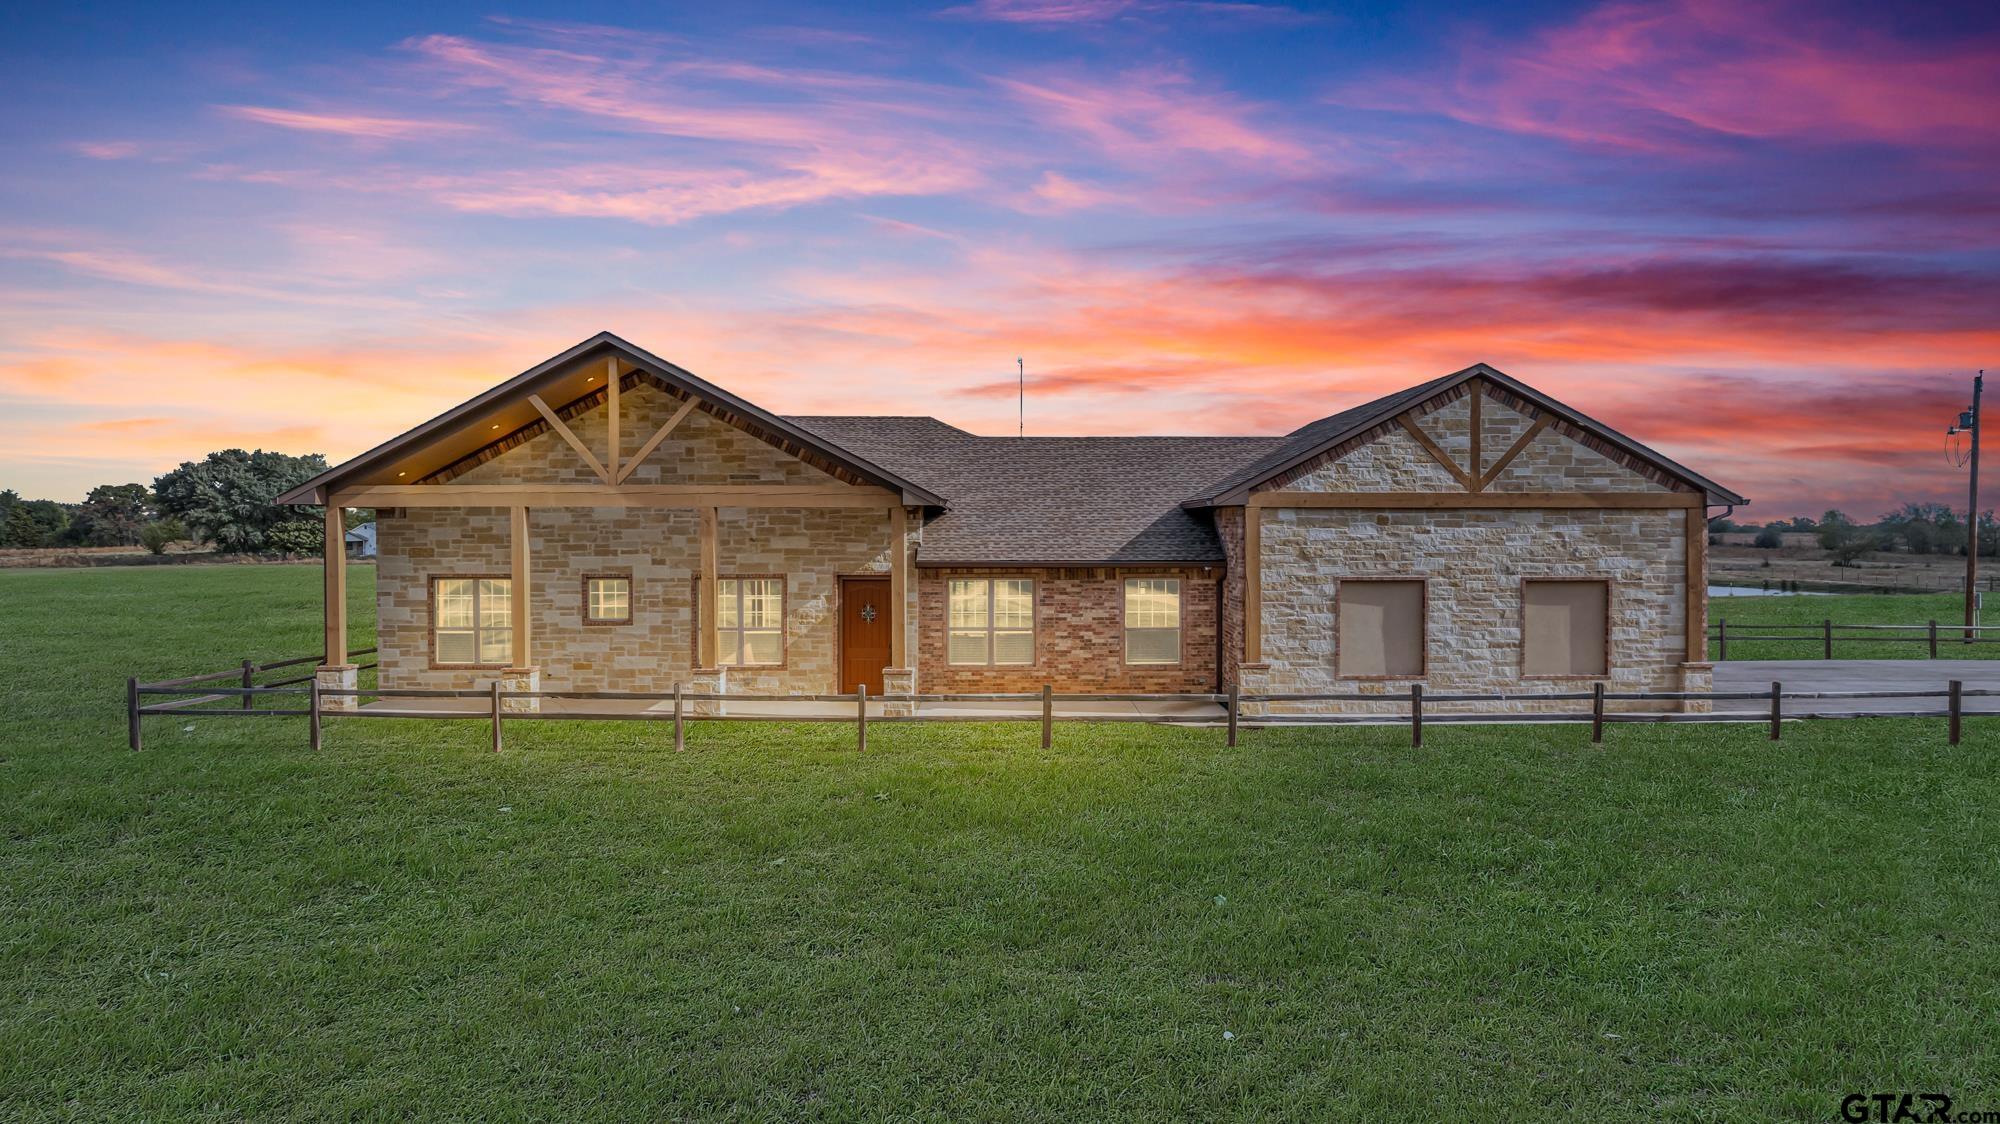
left=615, top=395, right=701, bottom=484
left=528, top=393, right=612, bottom=484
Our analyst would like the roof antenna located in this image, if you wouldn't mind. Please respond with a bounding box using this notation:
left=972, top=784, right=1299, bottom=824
left=1018, top=356, right=1025, bottom=438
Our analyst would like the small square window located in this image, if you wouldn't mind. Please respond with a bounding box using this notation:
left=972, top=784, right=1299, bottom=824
left=585, top=576, right=632, bottom=624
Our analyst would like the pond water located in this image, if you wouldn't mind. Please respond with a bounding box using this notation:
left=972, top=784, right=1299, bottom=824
left=1708, top=585, right=1832, bottom=597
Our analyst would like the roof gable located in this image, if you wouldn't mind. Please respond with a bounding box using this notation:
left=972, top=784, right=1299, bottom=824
left=277, top=332, right=944, bottom=505
left=1185, top=363, right=1746, bottom=506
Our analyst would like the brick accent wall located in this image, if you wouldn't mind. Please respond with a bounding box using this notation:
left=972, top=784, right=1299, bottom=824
left=1214, top=507, right=1246, bottom=688
left=917, top=567, right=1220, bottom=693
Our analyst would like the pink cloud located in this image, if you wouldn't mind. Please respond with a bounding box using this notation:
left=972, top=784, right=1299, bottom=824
left=996, top=67, right=1313, bottom=168
left=220, top=105, right=474, bottom=139
left=943, top=0, right=1313, bottom=25
left=71, top=140, right=141, bottom=160
left=1341, top=0, right=2000, bottom=154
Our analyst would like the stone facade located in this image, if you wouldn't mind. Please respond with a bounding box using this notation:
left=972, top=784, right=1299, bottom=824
left=1239, top=387, right=1702, bottom=715
left=364, top=377, right=1705, bottom=714
left=375, top=382, right=918, bottom=696
left=916, top=567, right=1220, bottom=694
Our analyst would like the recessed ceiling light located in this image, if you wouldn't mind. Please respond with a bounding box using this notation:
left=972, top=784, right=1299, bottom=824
left=397, top=471, right=406, bottom=477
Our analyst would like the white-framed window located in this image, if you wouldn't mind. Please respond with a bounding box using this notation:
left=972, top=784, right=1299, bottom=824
left=948, top=578, right=1034, bottom=665
left=585, top=575, right=631, bottom=624
left=717, top=577, right=784, bottom=666
left=1337, top=579, right=1425, bottom=678
left=1123, top=578, right=1181, bottom=665
left=433, top=577, right=511, bottom=666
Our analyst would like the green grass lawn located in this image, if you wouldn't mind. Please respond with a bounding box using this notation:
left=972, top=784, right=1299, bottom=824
left=1709, top=590, right=2000, bottom=660
left=3, top=565, right=1998, bottom=1120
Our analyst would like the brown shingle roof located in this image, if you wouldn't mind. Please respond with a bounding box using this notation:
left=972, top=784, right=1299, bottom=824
left=787, top=416, right=1282, bottom=565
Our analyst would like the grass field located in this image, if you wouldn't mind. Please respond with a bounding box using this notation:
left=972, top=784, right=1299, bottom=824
left=3, top=566, right=1998, bottom=1120
left=1708, top=590, right=2000, bottom=660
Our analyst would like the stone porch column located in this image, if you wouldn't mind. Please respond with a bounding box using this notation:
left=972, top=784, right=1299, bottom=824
left=881, top=667, right=916, bottom=717
left=687, top=666, right=725, bottom=717
left=1678, top=661, right=1713, bottom=714
left=315, top=664, right=358, bottom=712
left=498, top=667, right=541, bottom=714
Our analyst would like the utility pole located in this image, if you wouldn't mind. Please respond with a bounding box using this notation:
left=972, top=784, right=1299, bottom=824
left=1962, top=373, right=1984, bottom=640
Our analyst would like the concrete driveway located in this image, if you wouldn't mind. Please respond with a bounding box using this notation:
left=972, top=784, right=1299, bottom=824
left=1714, top=660, right=2000, bottom=716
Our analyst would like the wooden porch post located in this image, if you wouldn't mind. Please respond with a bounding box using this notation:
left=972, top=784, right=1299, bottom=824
left=510, top=506, right=532, bottom=668
left=323, top=502, right=346, bottom=665
left=1244, top=505, right=1262, bottom=664
left=700, top=506, right=720, bottom=667
left=606, top=356, right=620, bottom=483
left=1686, top=505, right=1707, bottom=662
left=890, top=505, right=908, bottom=667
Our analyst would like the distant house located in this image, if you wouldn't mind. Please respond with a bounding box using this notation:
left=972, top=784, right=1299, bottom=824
left=279, top=332, right=1745, bottom=713
left=343, top=521, right=376, bottom=560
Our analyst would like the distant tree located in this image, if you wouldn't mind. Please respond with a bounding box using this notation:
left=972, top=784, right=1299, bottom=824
left=1, top=498, right=71, bottom=548
left=139, top=518, right=185, bottom=555
left=1708, top=516, right=1738, bottom=533
left=1830, top=534, right=1877, bottom=566
left=1816, top=511, right=1853, bottom=554
left=263, top=518, right=325, bottom=557
left=154, top=449, right=328, bottom=555
left=71, top=483, right=154, bottom=546
left=1754, top=527, right=1784, bottom=549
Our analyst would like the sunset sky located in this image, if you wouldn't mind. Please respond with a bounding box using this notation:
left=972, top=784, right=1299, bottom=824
left=4, top=0, right=1997, bottom=516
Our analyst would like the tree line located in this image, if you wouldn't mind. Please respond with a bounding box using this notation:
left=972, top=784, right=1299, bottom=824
left=1714, top=504, right=2000, bottom=566
left=0, top=449, right=359, bottom=555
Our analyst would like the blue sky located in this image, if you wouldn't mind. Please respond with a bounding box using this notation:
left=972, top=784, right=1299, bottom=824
left=4, top=0, right=1997, bottom=514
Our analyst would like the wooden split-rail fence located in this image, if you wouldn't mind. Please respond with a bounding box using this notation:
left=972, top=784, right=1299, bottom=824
left=127, top=651, right=1992, bottom=754
left=1711, top=619, right=2000, bottom=660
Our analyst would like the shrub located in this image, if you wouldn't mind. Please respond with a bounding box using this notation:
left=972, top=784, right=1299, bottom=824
left=139, top=518, right=185, bottom=555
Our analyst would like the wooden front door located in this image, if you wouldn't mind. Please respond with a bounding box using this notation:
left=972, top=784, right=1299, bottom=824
left=839, top=577, right=893, bottom=695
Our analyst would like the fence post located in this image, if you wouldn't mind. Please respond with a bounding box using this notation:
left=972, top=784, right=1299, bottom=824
left=127, top=677, right=142, bottom=752
left=1768, top=680, right=1782, bottom=741
left=856, top=683, right=868, bottom=753
left=1718, top=618, right=1728, bottom=661
left=673, top=681, right=685, bottom=752
left=1930, top=620, right=1939, bottom=659
left=490, top=680, right=502, bottom=754
left=241, top=658, right=255, bottom=711
left=1823, top=618, right=1833, bottom=660
left=1591, top=681, right=1605, bottom=744
left=1226, top=681, right=1239, bottom=748
left=1949, top=679, right=1963, bottom=746
left=1041, top=684, right=1053, bottom=750
left=308, top=678, right=322, bottom=752
left=1410, top=683, right=1423, bottom=748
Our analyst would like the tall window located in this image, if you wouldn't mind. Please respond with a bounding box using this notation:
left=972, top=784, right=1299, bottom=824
left=585, top=576, right=631, bottom=624
left=1123, top=578, right=1181, bottom=664
left=1338, top=579, right=1425, bottom=678
left=433, top=577, right=511, bottom=666
left=948, top=578, right=1034, bottom=665
left=1522, top=580, right=1609, bottom=677
left=717, top=578, right=784, bottom=666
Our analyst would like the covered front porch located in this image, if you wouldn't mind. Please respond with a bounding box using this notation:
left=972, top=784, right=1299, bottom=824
left=285, top=339, right=943, bottom=709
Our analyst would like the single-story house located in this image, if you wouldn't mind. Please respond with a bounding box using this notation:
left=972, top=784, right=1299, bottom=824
left=278, top=332, right=1745, bottom=714
left=343, top=521, right=377, bottom=560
